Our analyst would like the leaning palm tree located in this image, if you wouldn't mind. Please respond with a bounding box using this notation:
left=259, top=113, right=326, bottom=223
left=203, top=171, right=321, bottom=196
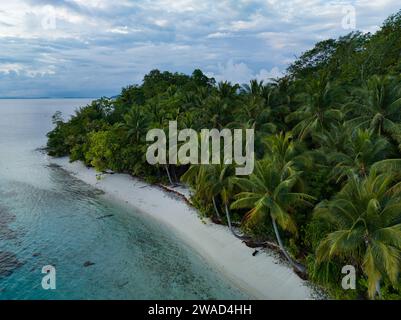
left=231, top=160, right=315, bottom=273
left=345, top=75, right=401, bottom=145
left=314, top=171, right=401, bottom=299
left=183, top=163, right=249, bottom=238
left=181, top=164, right=222, bottom=221
left=208, top=164, right=249, bottom=240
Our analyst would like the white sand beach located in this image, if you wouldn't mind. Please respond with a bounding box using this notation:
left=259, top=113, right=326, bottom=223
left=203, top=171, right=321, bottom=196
left=50, top=157, right=316, bottom=300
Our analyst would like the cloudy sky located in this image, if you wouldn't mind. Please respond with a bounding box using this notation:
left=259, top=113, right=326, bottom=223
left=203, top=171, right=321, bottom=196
left=0, top=0, right=399, bottom=98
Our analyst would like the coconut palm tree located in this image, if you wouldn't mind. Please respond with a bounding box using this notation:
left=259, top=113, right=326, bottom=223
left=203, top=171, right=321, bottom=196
left=234, top=95, right=270, bottom=128
left=181, top=164, right=222, bottom=221
left=314, top=122, right=350, bottom=153
left=286, top=72, right=343, bottom=140
left=231, top=160, right=315, bottom=273
left=371, top=158, right=401, bottom=177
left=201, top=95, right=235, bottom=129
left=263, top=132, right=313, bottom=175
left=328, top=129, right=393, bottom=182
left=345, top=75, right=401, bottom=145
left=257, top=79, right=292, bottom=129
left=208, top=164, right=249, bottom=239
left=183, top=163, right=249, bottom=238
left=269, top=76, right=293, bottom=109
left=241, top=79, right=264, bottom=97
left=216, top=81, right=240, bottom=100
left=314, top=171, right=401, bottom=299
left=144, top=99, right=177, bottom=185
left=119, top=105, right=149, bottom=143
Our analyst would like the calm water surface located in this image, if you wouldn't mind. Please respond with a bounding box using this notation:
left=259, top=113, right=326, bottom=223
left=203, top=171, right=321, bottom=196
left=0, top=99, right=249, bottom=299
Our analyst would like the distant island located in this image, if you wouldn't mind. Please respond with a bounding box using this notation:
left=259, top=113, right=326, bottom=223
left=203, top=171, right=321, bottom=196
left=0, top=97, right=100, bottom=100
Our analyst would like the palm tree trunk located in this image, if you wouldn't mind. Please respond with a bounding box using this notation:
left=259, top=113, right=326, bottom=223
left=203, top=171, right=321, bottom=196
left=212, top=196, right=222, bottom=220
left=165, top=165, right=174, bottom=185
left=172, top=165, right=178, bottom=184
left=375, top=280, right=382, bottom=299
left=271, top=217, right=306, bottom=274
left=225, top=204, right=249, bottom=240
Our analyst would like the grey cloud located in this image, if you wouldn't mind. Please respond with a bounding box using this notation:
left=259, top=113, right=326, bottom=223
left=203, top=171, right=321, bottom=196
left=0, top=0, right=399, bottom=97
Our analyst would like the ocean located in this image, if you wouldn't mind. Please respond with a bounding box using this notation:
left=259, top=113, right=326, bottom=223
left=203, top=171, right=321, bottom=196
left=0, top=99, right=248, bottom=300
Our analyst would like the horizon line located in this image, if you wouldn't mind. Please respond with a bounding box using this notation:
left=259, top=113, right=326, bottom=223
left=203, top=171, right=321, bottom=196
left=0, top=96, right=104, bottom=100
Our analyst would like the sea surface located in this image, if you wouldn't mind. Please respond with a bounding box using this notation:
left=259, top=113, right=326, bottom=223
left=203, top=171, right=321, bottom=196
left=0, top=99, right=248, bottom=300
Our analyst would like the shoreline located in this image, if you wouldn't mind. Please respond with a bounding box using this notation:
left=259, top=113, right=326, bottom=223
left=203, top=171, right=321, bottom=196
left=50, top=156, right=317, bottom=300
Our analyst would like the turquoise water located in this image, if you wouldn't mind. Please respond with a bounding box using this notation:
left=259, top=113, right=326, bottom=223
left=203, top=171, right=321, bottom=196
left=0, top=99, right=248, bottom=300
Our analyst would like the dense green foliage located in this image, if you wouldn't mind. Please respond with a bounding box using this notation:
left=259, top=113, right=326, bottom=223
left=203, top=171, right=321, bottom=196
left=47, top=12, right=401, bottom=299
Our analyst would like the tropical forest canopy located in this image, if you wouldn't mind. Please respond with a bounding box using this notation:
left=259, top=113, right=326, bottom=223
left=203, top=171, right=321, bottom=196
left=47, top=11, right=401, bottom=299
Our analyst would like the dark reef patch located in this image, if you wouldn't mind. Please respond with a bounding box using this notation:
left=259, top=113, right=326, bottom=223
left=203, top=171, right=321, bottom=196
left=0, top=251, right=24, bottom=278
left=0, top=205, right=18, bottom=240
